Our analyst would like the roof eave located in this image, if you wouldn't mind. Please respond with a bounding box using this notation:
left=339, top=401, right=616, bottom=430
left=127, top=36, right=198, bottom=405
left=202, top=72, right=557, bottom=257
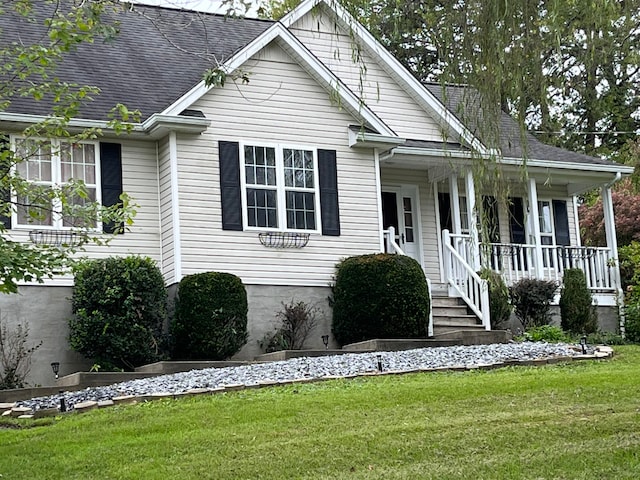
left=348, top=129, right=406, bottom=149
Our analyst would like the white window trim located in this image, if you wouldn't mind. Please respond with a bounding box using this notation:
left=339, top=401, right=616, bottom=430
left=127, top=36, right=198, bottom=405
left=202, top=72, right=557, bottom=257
left=239, top=141, right=321, bottom=233
left=10, top=135, right=103, bottom=231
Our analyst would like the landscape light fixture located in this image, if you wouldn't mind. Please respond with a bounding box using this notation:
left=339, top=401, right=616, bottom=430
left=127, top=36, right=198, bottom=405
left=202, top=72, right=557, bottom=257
left=59, top=391, right=67, bottom=413
left=321, top=335, right=329, bottom=350
left=580, top=336, right=587, bottom=354
left=50, top=362, right=60, bottom=379
left=377, top=354, right=383, bottom=373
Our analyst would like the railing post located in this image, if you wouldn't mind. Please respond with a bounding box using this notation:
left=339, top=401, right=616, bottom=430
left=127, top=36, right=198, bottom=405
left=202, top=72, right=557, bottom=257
left=386, top=226, right=395, bottom=254
left=442, top=229, right=451, bottom=282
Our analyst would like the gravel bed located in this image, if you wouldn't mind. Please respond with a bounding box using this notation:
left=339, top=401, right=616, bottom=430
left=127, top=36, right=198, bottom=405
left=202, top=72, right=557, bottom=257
left=19, top=342, right=584, bottom=411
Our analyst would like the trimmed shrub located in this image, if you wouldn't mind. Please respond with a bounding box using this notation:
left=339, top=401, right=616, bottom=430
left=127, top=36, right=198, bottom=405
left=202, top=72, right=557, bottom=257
left=559, top=269, right=598, bottom=335
left=509, top=278, right=557, bottom=330
left=331, top=253, right=430, bottom=345
left=172, top=272, right=248, bottom=360
left=70, top=256, right=167, bottom=370
left=479, top=268, right=511, bottom=329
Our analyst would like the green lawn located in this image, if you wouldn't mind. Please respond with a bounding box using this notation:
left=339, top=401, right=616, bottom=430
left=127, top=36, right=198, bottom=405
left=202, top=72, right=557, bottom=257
left=2, top=346, right=640, bottom=480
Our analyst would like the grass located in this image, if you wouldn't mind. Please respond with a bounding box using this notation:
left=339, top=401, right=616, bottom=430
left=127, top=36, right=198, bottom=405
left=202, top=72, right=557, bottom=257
left=1, top=346, right=640, bottom=479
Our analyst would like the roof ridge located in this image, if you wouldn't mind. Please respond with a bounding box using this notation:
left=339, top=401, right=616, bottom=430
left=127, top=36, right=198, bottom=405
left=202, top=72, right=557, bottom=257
left=125, top=1, right=275, bottom=24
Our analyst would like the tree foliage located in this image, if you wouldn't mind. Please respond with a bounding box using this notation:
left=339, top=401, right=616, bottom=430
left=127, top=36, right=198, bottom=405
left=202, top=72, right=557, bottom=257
left=0, top=0, right=137, bottom=294
left=265, top=0, right=639, bottom=157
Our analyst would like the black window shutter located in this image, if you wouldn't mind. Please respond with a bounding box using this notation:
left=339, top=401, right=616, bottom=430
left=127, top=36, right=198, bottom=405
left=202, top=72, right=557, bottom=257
left=100, top=142, right=123, bottom=234
left=438, top=192, right=452, bottom=232
left=219, top=141, right=243, bottom=231
left=508, top=197, right=526, bottom=244
left=318, top=149, right=340, bottom=236
left=0, top=135, right=11, bottom=230
left=553, top=199, right=570, bottom=246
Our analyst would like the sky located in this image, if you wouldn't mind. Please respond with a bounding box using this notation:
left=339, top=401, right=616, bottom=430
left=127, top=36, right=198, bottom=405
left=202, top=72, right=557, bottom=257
left=125, top=0, right=263, bottom=17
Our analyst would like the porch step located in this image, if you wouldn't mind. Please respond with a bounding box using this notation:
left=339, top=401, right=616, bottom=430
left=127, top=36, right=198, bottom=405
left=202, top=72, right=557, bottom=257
left=433, top=329, right=511, bottom=345
left=431, top=295, right=482, bottom=328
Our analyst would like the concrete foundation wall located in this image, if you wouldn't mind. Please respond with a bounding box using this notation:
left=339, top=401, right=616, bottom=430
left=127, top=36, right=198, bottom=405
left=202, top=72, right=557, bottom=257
left=505, top=305, right=621, bottom=335
left=0, top=286, right=91, bottom=388
left=234, top=285, right=334, bottom=361
left=4, top=284, right=334, bottom=387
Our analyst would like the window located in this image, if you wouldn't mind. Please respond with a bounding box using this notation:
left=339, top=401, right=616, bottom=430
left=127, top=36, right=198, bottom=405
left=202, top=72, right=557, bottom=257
left=12, top=137, right=100, bottom=229
left=241, top=144, right=319, bottom=232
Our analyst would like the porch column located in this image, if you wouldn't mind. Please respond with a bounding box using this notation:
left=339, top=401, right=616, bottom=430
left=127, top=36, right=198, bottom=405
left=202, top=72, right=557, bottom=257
left=465, top=169, right=480, bottom=270
left=602, top=184, right=622, bottom=291
left=527, top=177, right=544, bottom=278
left=449, top=175, right=461, bottom=235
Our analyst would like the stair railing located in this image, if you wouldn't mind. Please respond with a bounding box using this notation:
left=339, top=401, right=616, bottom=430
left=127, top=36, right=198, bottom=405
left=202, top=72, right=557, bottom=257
left=442, top=229, right=490, bottom=330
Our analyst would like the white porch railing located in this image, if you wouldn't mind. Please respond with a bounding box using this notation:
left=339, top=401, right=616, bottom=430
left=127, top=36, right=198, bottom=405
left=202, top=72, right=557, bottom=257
left=383, top=227, right=434, bottom=337
left=442, top=230, right=491, bottom=330
left=448, top=232, right=619, bottom=293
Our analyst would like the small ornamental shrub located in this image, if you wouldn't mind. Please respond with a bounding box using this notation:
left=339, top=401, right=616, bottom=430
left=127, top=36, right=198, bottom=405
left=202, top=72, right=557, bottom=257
left=0, top=319, right=42, bottom=390
left=172, top=272, right=248, bottom=360
left=479, top=268, right=511, bottom=329
left=331, top=253, right=430, bottom=345
left=509, top=278, right=557, bottom=330
left=585, top=331, right=627, bottom=346
left=559, top=269, right=598, bottom=335
left=519, top=325, right=569, bottom=343
left=70, top=256, right=167, bottom=370
left=261, top=300, right=320, bottom=352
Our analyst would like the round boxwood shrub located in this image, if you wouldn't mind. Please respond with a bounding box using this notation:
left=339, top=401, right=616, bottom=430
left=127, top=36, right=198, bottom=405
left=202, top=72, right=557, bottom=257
left=560, top=268, right=598, bottom=335
left=172, top=272, right=248, bottom=360
left=69, top=256, right=167, bottom=370
left=331, top=253, right=430, bottom=345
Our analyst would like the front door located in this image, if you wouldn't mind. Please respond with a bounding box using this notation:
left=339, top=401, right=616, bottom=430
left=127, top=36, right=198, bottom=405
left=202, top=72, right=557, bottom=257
left=381, top=186, right=421, bottom=265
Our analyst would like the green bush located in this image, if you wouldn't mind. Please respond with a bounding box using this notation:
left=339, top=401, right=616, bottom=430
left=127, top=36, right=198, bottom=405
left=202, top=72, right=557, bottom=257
left=585, top=331, right=627, bottom=345
left=619, top=243, right=640, bottom=343
left=509, top=278, right=557, bottom=330
left=479, top=268, right=511, bottom=329
left=172, top=272, right=248, bottom=360
left=331, top=253, right=430, bottom=345
left=618, top=242, right=640, bottom=289
left=559, top=269, right=598, bottom=335
left=519, top=325, right=569, bottom=343
left=70, top=256, right=167, bottom=370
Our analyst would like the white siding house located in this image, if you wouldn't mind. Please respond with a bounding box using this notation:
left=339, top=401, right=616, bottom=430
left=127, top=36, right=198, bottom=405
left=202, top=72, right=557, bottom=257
left=0, top=0, right=631, bottom=386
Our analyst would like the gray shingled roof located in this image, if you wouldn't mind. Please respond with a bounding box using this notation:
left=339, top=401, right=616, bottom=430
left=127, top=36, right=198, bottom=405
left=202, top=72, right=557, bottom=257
left=423, top=83, right=620, bottom=167
left=1, top=3, right=273, bottom=121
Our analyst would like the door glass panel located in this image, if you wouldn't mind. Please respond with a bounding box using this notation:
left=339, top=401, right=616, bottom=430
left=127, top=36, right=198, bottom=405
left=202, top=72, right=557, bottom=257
left=403, top=197, right=414, bottom=242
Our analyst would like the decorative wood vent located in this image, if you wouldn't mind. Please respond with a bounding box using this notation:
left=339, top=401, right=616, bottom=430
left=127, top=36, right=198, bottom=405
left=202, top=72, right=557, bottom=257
left=258, top=232, right=310, bottom=249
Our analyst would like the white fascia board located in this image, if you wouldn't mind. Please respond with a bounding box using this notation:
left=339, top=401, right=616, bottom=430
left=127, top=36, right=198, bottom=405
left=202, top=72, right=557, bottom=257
left=348, top=129, right=406, bottom=148
left=0, top=112, right=144, bottom=132
left=161, top=22, right=395, bottom=137
left=279, top=0, right=319, bottom=26
left=282, top=0, right=491, bottom=156
left=394, top=145, right=634, bottom=175
left=142, top=114, right=211, bottom=138
left=499, top=156, right=635, bottom=174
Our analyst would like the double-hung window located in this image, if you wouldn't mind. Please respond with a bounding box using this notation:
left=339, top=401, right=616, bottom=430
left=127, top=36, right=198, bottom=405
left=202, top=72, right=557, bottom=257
left=12, top=137, right=100, bottom=229
left=242, top=144, right=320, bottom=232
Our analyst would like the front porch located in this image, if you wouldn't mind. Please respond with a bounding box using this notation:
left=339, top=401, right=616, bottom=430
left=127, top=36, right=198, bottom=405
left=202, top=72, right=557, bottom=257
left=380, top=165, right=624, bottom=333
